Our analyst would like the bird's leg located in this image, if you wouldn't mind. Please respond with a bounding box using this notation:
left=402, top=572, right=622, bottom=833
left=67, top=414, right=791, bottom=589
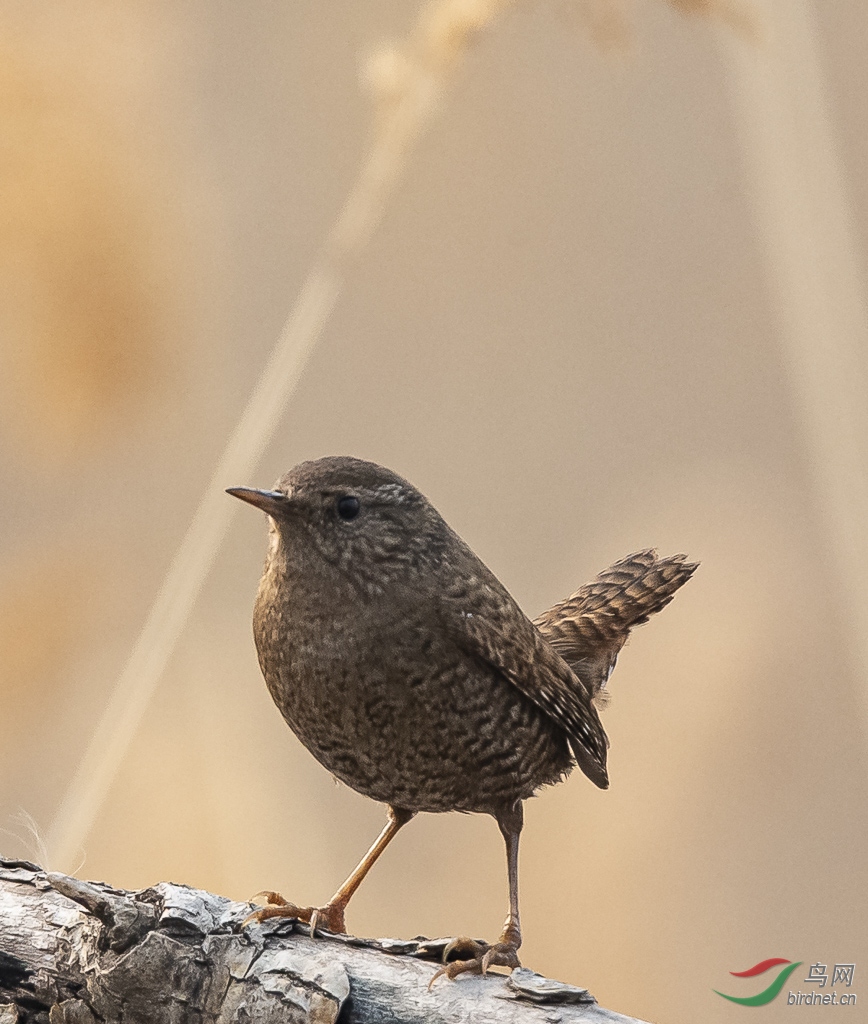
left=431, top=801, right=524, bottom=984
left=496, top=802, right=523, bottom=956
left=243, top=806, right=414, bottom=934
left=313, top=805, right=415, bottom=934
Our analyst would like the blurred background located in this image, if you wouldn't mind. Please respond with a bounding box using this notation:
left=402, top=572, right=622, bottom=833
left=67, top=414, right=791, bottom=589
left=1, top=1, right=866, bottom=1022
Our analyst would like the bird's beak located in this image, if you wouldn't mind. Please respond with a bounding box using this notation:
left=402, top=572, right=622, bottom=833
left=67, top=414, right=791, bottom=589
left=226, top=487, right=288, bottom=515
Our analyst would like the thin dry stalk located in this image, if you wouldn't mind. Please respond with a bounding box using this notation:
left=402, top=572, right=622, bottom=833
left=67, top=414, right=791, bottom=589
left=720, top=0, right=868, bottom=746
left=48, top=0, right=524, bottom=871
left=48, top=0, right=726, bottom=869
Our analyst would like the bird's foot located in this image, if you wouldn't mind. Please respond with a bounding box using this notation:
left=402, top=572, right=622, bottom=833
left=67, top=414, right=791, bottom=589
left=241, top=891, right=347, bottom=935
left=428, top=934, right=521, bottom=987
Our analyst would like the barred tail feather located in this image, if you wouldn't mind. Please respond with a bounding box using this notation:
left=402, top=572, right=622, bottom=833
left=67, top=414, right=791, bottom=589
left=533, top=550, right=698, bottom=701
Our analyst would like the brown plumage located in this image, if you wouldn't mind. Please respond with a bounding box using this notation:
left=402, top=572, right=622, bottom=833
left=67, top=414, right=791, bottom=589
left=533, top=549, right=698, bottom=707
left=228, top=457, right=697, bottom=981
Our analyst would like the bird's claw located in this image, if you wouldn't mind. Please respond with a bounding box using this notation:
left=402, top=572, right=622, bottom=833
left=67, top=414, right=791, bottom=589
left=482, top=941, right=521, bottom=973
left=428, top=936, right=521, bottom=987
left=241, top=891, right=347, bottom=935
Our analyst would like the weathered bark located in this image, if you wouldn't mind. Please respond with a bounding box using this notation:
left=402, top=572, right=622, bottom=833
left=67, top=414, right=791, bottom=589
left=0, top=858, right=651, bottom=1024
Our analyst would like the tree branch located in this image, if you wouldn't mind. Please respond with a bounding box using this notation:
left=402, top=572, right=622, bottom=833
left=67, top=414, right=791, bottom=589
left=0, top=858, right=651, bottom=1024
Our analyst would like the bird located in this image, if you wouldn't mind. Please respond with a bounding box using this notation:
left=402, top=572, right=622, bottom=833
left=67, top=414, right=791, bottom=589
left=228, top=456, right=697, bottom=981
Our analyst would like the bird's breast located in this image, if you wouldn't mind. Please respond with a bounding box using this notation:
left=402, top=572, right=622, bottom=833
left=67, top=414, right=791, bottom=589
left=251, top=564, right=572, bottom=812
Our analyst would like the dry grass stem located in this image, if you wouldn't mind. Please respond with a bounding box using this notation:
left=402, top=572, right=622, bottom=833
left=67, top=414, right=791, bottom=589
left=47, top=0, right=523, bottom=871
left=668, top=0, right=757, bottom=39
left=720, top=0, right=868, bottom=742
left=48, top=0, right=725, bottom=867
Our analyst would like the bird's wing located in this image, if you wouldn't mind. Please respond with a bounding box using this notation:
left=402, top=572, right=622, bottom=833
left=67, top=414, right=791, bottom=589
left=432, top=581, right=610, bottom=790
left=533, top=550, right=698, bottom=701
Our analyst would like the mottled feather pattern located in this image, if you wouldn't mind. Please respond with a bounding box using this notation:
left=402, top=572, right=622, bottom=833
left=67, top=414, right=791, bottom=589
left=236, top=461, right=696, bottom=812
left=533, top=549, right=698, bottom=700
left=436, top=582, right=610, bottom=790
left=231, top=458, right=697, bottom=966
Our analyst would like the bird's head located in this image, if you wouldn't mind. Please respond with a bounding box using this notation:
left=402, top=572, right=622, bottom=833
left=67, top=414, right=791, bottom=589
left=228, top=456, right=453, bottom=590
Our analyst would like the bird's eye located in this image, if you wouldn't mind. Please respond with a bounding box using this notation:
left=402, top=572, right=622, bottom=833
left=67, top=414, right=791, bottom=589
left=336, top=495, right=361, bottom=521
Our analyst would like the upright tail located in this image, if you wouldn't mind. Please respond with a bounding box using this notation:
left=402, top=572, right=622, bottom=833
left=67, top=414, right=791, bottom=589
left=533, top=549, right=698, bottom=704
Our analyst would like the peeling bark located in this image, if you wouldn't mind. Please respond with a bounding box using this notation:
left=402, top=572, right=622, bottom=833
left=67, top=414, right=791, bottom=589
left=0, top=858, right=651, bottom=1023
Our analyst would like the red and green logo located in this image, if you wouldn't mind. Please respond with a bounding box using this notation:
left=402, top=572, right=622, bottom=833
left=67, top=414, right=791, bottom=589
left=715, top=958, right=803, bottom=1006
